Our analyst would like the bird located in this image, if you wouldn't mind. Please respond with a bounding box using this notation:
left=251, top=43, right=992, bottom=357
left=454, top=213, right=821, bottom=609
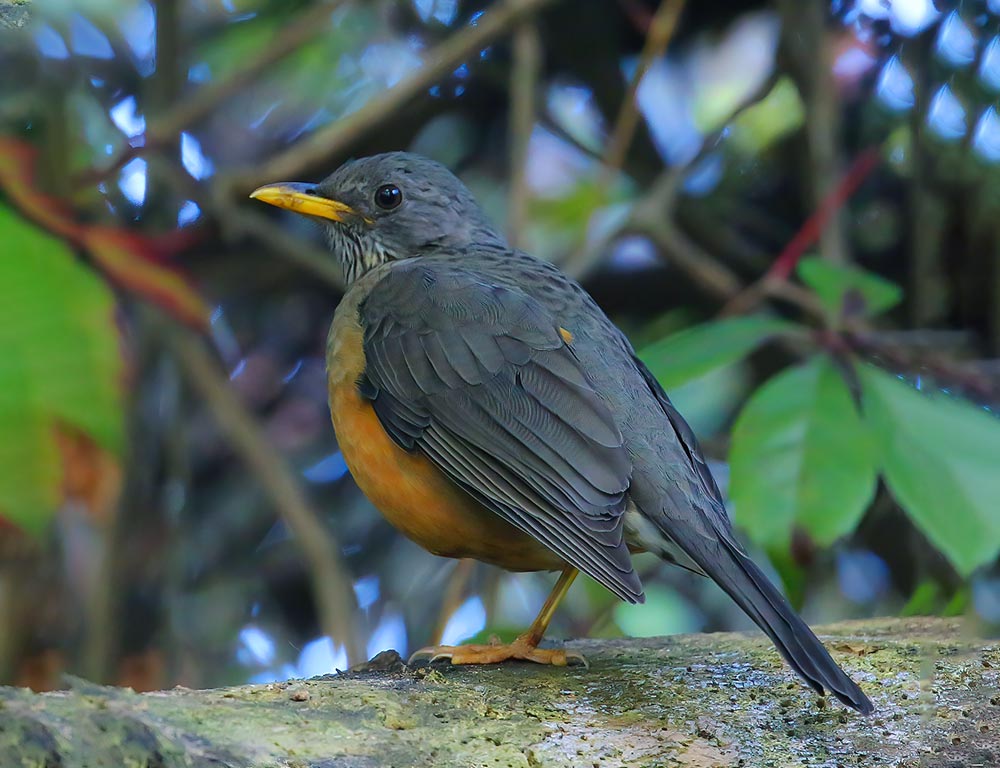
left=250, top=151, right=874, bottom=715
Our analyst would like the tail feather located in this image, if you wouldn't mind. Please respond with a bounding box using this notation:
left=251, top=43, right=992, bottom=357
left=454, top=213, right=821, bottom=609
left=687, top=533, right=874, bottom=714
left=627, top=354, right=873, bottom=713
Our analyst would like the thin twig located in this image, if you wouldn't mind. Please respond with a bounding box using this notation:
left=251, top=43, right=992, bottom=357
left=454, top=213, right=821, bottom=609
left=431, top=558, right=476, bottom=644
left=719, top=148, right=880, bottom=317
left=140, top=158, right=347, bottom=290
left=77, top=0, right=349, bottom=186
left=216, top=200, right=346, bottom=289
left=600, top=0, right=686, bottom=185
left=558, top=41, right=778, bottom=281
left=225, top=0, right=561, bottom=195
left=164, top=324, right=362, bottom=664
left=632, top=215, right=744, bottom=300
left=537, top=112, right=602, bottom=161
left=155, top=0, right=349, bottom=140
left=768, top=148, right=880, bottom=280
left=844, top=331, right=999, bottom=403
left=777, top=0, right=847, bottom=264
left=506, top=21, right=541, bottom=248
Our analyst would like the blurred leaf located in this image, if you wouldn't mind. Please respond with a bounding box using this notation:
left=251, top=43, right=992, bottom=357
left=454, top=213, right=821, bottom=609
left=764, top=545, right=807, bottom=609
left=797, top=257, right=902, bottom=320
left=199, top=16, right=282, bottom=80
left=625, top=307, right=698, bottom=350
left=942, top=587, right=969, bottom=617
left=899, top=580, right=941, bottom=617
left=532, top=178, right=625, bottom=230
left=82, top=227, right=209, bottom=330
left=728, top=76, right=805, bottom=154
left=0, top=348, right=60, bottom=539
left=527, top=176, right=633, bottom=262
left=730, top=357, right=878, bottom=548
left=666, top=358, right=749, bottom=438
left=613, top=584, right=702, bottom=638
left=0, top=205, right=123, bottom=535
left=905, top=582, right=969, bottom=619
left=639, top=315, right=797, bottom=391
left=0, top=137, right=210, bottom=330
left=860, top=365, right=1000, bottom=576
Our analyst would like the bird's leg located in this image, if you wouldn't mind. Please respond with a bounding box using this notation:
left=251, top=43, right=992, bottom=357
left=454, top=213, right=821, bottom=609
left=408, top=568, right=586, bottom=667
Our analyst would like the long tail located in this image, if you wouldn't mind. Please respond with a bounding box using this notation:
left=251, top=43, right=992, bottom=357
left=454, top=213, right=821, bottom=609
left=686, top=532, right=874, bottom=714
left=628, top=355, right=873, bottom=713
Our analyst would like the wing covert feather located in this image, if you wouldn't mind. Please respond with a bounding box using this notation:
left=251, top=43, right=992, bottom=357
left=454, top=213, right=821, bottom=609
left=358, top=262, right=642, bottom=602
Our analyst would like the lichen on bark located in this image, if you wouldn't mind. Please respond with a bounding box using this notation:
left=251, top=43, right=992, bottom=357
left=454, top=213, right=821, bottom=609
left=1, top=618, right=998, bottom=767
left=0, top=1, right=30, bottom=31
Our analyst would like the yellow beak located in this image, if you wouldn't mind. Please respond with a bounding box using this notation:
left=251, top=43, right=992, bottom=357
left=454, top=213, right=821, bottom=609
left=249, top=182, right=369, bottom=223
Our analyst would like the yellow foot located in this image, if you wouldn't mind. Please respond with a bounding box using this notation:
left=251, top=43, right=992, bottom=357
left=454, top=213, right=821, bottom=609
left=408, top=634, right=587, bottom=668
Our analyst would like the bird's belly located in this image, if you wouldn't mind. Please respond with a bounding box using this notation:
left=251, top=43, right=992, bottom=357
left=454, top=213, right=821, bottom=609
left=328, top=374, right=562, bottom=572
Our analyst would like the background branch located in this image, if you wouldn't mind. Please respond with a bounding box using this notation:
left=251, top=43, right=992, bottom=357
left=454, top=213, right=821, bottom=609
left=78, top=0, right=350, bottom=186
left=599, top=0, right=686, bottom=185
left=162, top=322, right=362, bottom=664
left=224, top=0, right=561, bottom=196
left=215, top=201, right=345, bottom=289
left=778, top=0, right=848, bottom=265
left=506, top=21, right=541, bottom=248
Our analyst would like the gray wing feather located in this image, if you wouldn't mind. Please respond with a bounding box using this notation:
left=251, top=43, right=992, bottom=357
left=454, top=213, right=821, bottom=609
left=420, top=425, right=636, bottom=592
left=359, top=262, right=642, bottom=603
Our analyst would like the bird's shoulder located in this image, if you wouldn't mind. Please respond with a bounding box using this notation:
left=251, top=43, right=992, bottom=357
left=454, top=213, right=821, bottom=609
left=350, top=249, right=570, bottom=338
left=366, top=249, right=617, bottom=335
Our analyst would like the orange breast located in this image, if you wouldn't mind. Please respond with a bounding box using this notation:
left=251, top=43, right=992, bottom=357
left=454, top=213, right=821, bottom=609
left=326, top=312, right=562, bottom=573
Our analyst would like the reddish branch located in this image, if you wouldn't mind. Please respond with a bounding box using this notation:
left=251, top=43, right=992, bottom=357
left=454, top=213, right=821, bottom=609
left=768, top=147, right=881, bottom=280
left=0, top=138, right=209, bottom=330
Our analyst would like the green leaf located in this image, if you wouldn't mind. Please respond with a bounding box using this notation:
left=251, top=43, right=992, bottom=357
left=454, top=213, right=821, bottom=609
left=666, top=359, right=749, bottom=438
left=764, top=545, right=807, bottom=609
left=0, top=205, right=123, bottom=535
left=730, top=357, right=878, bottom=548
left=613, top=584, right=702, bottom=638
left=899, top=580, right=942, bottom=617
left=860, top=365, right=1000, bottom=576
left=797, top=257, right=902, bottom=320
left=942, top=587, right=969, bottom=617
left=727, top=76, right=806, bottom=154
left=0, top=346, right=60, bottom=538
left=638, top=316, right=797, bottom=391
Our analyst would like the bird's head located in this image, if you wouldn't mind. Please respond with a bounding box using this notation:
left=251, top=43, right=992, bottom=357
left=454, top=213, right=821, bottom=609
left=250, top=152, right=505, bottom=284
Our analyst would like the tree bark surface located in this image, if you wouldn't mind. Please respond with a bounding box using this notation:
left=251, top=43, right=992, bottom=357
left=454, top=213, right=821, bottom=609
left=1, top=617, right=997, bottom=767
left=0, top=0, right=29, bottom=30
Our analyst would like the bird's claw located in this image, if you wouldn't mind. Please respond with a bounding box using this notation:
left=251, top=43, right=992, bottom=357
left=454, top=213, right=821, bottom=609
left=407, top=636, right=588, bottom=669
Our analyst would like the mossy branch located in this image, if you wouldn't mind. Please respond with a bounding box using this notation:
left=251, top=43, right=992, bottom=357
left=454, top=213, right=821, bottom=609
left=2, top=618, right=997, bottom=767
left=0, top=1, right=30, bottom=31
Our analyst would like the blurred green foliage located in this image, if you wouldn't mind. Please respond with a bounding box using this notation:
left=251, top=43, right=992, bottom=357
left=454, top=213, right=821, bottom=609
left=728, top=76, right=804, bottom=154
left=862, top=364, right=1000, bottom=577
left=797, top=255, right=902, bottom=322
left=729, top=356, right=877, bottom=548
left=641, top=258, right=1000, bottom=578
left=639, top=315, right=796, bottom=390
left=0, top=205, right=122, bottom=536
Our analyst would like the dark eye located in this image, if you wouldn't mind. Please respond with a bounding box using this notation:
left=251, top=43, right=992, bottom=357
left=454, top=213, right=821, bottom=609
left=374, top=184, right=402, bottom=210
